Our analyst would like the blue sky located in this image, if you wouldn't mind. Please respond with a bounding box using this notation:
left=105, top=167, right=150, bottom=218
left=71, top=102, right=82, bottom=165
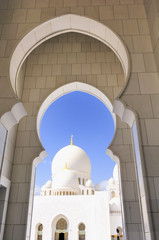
left=35, top=91, right=115, bottom=193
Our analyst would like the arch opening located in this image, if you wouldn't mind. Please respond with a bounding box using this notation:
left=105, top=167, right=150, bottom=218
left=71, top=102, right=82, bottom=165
left=37, top=89, right=116, bottom=188
left=36, top=224, right=43, bottom=240
left=37, top=82, right=116, bottom=143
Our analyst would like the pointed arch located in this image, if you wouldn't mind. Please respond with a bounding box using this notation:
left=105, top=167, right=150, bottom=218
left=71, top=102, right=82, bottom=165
left=36, top=82, right=116, bottom=142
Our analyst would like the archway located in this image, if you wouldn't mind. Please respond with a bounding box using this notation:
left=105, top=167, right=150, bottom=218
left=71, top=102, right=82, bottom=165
left=28, top=83, right=125, bottom=240
left=52, top=215, right=69, bottom=240
left=36, top=224, right=43, bottom=240
left=55, top=218, right=68, bottom=240
left=78, top=223, right=85, bottom=240
left=26, top=81, right=153, bottom=240
left=9, top=14, right=130, bottom=99
left=20, top=22, right=130, bottom=238
left=37, top=82, right=116, bottom=142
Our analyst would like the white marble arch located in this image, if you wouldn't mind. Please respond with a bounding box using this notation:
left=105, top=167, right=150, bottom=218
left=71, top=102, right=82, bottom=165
left=22, top=81, right=154, bottom=240
left=26, top=151, right=48, bottom=240
left=9, top=14, right=131, bottom=99
left=36, top=82, right=154, bottom=240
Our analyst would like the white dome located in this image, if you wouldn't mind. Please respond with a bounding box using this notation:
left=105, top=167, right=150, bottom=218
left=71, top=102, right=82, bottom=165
left=52, top=168, right=79, bottom=191
left=108, top=178, right=115, bottom=185
left=109, top=197, right=121, bottom=212
left=45, top=180, right=52, bottom=188
left=41, top=180, right=52, bottom=191
left=86, top=179, right=94, bottom=188
left=52, top=145, right=91, bottom=176
left=113, top=164, right=119, bottom=182
left=41, top=185, right=46, bottom=192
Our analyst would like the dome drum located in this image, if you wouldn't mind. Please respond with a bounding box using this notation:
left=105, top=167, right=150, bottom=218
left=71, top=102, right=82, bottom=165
left=52, top=168, right=80, bottom=192
left=52, top=189, right=79, bottom=196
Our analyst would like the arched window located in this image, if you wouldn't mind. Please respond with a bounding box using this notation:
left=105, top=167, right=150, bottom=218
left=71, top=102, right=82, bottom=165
left=79, top=223, right=85, bottom=240
left=82, top=179, right=85, bottom=185
left=37, top=224, right=43, bottom=240
left=55, top=218, right=68, bottom=240
left=111, top=191, right=115, bottom=198
left=116, top=226, right=123, bottom=240
left=56, top=218, right=67, bottom=230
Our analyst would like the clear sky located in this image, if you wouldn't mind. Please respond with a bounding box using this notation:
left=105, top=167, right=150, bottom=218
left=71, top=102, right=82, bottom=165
left=35, top=91, right=115, bottom=194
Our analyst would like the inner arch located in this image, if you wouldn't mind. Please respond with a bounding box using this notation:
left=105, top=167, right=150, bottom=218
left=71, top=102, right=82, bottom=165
left=37, top=82, right=116, bottom=142
left=38, top=90, right=115, bottom=186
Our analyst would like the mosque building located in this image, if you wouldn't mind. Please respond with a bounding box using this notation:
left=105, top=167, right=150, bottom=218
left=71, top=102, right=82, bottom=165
left=30, top=138, right=123, bottom=240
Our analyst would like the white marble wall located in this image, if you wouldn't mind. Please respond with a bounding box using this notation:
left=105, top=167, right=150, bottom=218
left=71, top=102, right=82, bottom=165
left=31, top=192, right=110, bottom=240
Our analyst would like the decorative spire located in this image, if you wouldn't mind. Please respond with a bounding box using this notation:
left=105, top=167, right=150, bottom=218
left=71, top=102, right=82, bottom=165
left=70, top=135, right=73, bottom=145
left=64, top=162, right=68, bottom=169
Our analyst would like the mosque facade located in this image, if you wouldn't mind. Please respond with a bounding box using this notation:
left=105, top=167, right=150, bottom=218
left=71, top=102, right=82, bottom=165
left=30, top=140, right=122, bottom=240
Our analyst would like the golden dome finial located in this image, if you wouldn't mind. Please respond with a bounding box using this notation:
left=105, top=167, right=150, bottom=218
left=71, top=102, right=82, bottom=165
left=70, top=135, right=73, bottom=145
left=64, top=162, right=68, bottom=169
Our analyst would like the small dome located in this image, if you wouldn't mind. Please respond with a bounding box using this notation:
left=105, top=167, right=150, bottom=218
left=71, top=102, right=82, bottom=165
left=113, top=164, right=119, bottom=182
left=41, top=185, right=46, bottom=192
left=109, top=197, right=121, bottom=212
left=52, top=168, right=79, bottom=191
left=41, top=180, right=52, bottom=191
left=52, top=145, right=91, bottom=177
left=86, top=179, right=94, bottom=188
left=109, top=178, right=115, bottom=185
left=45, top=180, right=52, bottom=188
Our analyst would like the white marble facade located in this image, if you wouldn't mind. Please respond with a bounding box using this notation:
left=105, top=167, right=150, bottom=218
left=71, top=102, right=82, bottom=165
left=30, top=141, right=122, bottom=240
